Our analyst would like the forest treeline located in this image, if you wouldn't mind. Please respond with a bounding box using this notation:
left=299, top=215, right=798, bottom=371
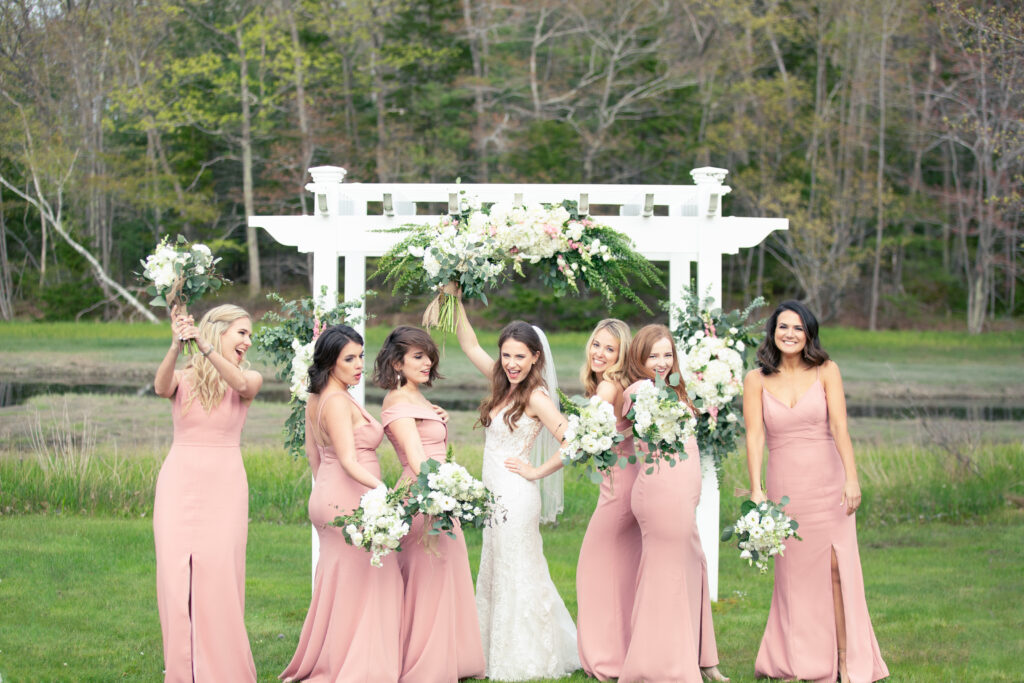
left=0, top=0, right=1021, bottom=331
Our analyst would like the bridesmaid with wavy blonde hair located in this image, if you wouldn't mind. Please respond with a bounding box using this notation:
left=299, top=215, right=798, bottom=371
left=153, top=304, right=263, bottom=682
left=575, top=318, right=642, bottom=681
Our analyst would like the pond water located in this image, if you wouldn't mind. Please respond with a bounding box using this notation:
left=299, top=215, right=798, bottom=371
left=2, top=380, right=1021, bottom=421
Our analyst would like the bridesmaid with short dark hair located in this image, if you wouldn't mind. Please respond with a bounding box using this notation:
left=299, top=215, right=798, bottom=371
left=744, top=301, right=888, bottom=683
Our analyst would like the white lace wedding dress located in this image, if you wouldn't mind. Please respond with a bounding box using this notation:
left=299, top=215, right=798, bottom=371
left=475, top=402, right=580, bottom=681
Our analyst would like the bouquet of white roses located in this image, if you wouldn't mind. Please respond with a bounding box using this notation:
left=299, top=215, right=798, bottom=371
left=681, top=333, right=745, bottom=430
left=721, top=497, right=801, bottom=573
left=252, top=289, right=364, bottom=458
left=333, top=481, right=413, bottom=568
left=559, top=394, right=625, bottom=484
left=626, top=377, right=696, bottom=473
left=408, top=455, right=505, bottom=537
left=139, top=234, right=227, bottom=353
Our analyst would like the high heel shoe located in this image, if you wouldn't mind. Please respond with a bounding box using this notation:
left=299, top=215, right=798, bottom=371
left=700, top=666, right=730, bottom=682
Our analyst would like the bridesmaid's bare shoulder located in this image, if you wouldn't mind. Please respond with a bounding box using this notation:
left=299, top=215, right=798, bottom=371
left=743, top=368, right=765, bottom=385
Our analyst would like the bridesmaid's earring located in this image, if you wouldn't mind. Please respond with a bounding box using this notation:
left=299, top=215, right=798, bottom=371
left=396, top=371, right=403, bottom=386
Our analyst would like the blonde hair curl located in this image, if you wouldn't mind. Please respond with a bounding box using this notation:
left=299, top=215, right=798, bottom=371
left=183, top=304, right=251, bottom=413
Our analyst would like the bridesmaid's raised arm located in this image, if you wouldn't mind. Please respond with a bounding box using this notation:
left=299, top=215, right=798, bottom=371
left=188, top=316, right=263, bottom=401
left=322, top=397, right=384, bottom=489
left=154, top=312, right=189, bottom=398
left=453, top=296, right=494, bottom=377
left=743, top=369, right=767, bottom=504
left=505, top=389, right=569, bottom=481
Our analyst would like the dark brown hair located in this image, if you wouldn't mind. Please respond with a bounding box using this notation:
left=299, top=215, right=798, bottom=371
left=756, top=300, right=830, bottom=375
left=478, top=321, right=547, bottom=431
left=372, top=325, right=442, bottom=389
left=625, top=324, right=695, bottom=413
left=308, top=325, right=363, bottom=394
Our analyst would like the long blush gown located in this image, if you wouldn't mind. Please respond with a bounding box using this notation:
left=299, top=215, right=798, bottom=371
left=475, top=395, right=580, bottom=681
left=575, top=410, right=641, bottom=680
left=280, top=391, right=403, bottom=683
left=382, top=402, right=486, bottom=682
left=619, top=382, right=720, bottom=683
left=755, top=374, right=889, bottom=683
left=153, top=372, right=256, bottom=683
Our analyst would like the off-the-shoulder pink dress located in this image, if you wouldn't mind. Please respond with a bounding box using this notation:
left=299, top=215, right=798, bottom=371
left=619, top=380, right=720, bottom=683
left=755, top=375, right=888, bottom=683
left=280, top=391, right=403, bottom=683
left=381, top=402, right=485, bottom=683
left=575, top=406, right=641, bottom=680
left=154, top=372, right=256, bottom=682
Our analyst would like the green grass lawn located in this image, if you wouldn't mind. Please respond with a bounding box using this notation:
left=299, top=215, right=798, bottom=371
left=1, top=511, right=1022, bottom=682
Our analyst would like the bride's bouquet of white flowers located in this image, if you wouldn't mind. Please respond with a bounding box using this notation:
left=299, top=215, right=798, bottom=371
left=559, top=394, right=625, bottom=484
left=139, top=234, right=228, bottom=353
left=333, top=481, right=414, bottom=568
left=721, top=497, right=801, bottom=573
left=626, top=377, right=696, bottom=473
left=375, top=189, right=661, bottom=333
left=408, top=455, right=505, bottom=537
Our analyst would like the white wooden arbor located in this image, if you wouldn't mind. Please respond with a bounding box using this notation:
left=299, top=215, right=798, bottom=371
left=249, top=165, right=787, bottom=600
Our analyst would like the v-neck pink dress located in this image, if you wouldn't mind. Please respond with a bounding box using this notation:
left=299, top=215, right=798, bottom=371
left=382, top=402, right=485, bottom=683
left=280, top=391, right=403, bottom=683
left=755, top=374, right=889, bottom=683
left=153, top=372, right=256, bottom=683
left=575, top=405, right=641, bottom=681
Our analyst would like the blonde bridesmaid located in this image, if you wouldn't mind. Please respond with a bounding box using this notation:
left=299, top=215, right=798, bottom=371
left=745, top=301, right=888, bottom=683
left=375, top=326, right=486, bottom=683
left=280, top=325, right=403, bottom=683
left=619, top=325, right=727, bottom=683
left=153, top=304, right=263, bottom=682
left=575, top=319, right=642, bottom=681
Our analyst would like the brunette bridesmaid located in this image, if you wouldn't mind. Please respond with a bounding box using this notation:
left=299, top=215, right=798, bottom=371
left=153, top=304, right=263, bottom=682
left=619, top=325, right=727, bottom=683
left=280, top=325, right=402, bottom=683
left=574, top=319, right=642, bottom=681
left=375, top=325, right=486, bottom=683
left=744, top=301, right=888, bottom=683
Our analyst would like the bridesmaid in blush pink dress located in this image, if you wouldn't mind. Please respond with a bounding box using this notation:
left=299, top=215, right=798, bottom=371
left=153, top=304, right=263, bottom=683
left=374, top=326, right=485, bottom=683
left=619, top=325, right=727, bottom=683
left=574, top=319, right=642, bottom=681
left=744, top=301, right=888, bottom=683
left=280, top=325, right=403, bottom=683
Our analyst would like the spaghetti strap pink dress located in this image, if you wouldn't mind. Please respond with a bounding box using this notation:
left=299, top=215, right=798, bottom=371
left=153, top=372, right=256, bottom=683
left=755, top=376, right=889, bottom=683
left=280, top=391, right=403, bottom=683
left=619, top=381, right=720, bottom=683
left=381, top=402, right=485, bottom=683
left=575, top=410, right=641, bottom=680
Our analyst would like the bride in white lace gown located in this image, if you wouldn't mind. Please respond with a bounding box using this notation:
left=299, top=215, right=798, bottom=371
left=454, top=300, right=580, bottom=681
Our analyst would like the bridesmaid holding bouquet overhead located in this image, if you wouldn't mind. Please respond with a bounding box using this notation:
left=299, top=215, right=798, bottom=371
left=619, top=324, right=727, bottom=683
left=375, top=325, right=486, bottom=683
left=744, top=301, right=888, bottom=683
left=574, top=319, right=642, bottom=681
left=153, top=304, right=263, bottom=682
left=280, top=325, right=403, bottom=683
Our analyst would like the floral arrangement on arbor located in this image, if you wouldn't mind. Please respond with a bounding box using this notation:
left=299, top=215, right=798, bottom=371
left=721, top=497, right=801, bottom=573
left=139, top=234, right=228, bottom=353
left=374, top=191, right=662, bottom=333
left=333, top=481, right=413, bottom=568
left=626, top=377, right=696, bottom=473
left=408, top=454, right=504, bottom=538
left=668, top=284, right=766, bottom=471
left=558, top=394, right=625, bottom=483
left=252, top=289, right=365, bottom=458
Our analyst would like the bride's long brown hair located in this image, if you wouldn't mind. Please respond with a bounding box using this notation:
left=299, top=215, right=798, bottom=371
left=478, top=321, right=548, bottom=431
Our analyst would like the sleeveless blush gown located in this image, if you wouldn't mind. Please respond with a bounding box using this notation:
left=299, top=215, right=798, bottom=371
left=575, top=413, right=641, bottom=680
left=381, top=402, right=485, bottom=682
left=620, top=381, right=720, bottom=683
left=153, top=372, right=256, bottom=683
left=280, top=391, right=403, bottom=683
left=475, top=397, right=580, bottom=681
left=755, top=378, right=888, bottom=683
